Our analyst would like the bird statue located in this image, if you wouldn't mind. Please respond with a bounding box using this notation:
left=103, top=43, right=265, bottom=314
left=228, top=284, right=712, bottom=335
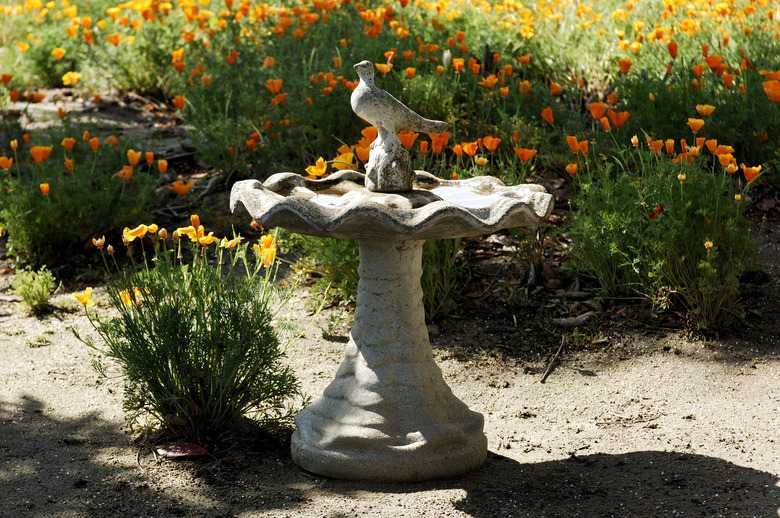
left=351, top=60, right=448, bottom=192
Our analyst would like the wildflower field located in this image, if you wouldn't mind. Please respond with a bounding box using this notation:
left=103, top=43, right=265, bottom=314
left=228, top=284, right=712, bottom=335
left=1, top=0, right=779, bottom=327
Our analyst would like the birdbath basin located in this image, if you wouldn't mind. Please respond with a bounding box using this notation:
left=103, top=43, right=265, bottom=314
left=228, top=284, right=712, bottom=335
left=231, top=170, right=553, bottom=481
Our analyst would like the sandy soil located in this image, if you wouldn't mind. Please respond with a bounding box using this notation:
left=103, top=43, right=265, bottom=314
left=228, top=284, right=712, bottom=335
left=0, top=281, right=778, bottom=517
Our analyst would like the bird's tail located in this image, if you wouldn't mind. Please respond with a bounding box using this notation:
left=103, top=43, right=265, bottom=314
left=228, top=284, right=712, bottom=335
left=408, top=118, right=448, bottom=135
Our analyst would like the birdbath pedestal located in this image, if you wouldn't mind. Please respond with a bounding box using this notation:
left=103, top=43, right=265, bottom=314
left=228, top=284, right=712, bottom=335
left=231, top=171, right=554, bottom=481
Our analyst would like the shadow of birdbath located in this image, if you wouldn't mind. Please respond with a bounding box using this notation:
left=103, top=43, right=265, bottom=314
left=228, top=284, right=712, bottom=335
left=230, top=61, right=554, bottom=482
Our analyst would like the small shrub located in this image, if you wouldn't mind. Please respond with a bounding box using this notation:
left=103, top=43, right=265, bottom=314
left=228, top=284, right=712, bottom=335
left=567, top=141, right=759, bottom=328
left=75, top=220, right=305, bottom=445
left=11, top=265, right=58, bottom=315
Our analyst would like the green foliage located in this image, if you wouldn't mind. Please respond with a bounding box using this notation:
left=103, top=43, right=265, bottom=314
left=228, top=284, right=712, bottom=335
left=567, top=145, right=759, bottom=328
left=11, top=265, right=59, bottom=315
left=281, top=232, right=360, bottom=306
left=0, top=129, right=159, bottom=266
left=76, top=233, right=305, bottom=444
left=283, top=231, right=463, bottom=320
left=421, top=238, right=463, bottom=320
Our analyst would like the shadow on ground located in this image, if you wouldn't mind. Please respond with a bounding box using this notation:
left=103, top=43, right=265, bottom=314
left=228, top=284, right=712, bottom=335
left=3, top=395, right=778, bottom=517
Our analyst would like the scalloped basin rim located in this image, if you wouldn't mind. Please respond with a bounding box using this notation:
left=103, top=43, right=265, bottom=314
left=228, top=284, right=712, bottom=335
left=230, top=170, right=554, bottom=241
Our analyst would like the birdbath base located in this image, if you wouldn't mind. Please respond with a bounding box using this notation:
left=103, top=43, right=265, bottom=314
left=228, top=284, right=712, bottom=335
left=291, top=239, right=487, bottom=481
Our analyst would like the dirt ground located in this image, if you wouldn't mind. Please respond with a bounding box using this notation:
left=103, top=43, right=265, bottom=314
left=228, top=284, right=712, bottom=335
left=0, top=270, right=779, bottom=517
left=1, top=90, right=779, bottom=517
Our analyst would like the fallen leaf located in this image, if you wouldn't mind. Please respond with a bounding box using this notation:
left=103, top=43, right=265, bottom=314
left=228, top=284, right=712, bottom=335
left=156, top=442, right=211, bottom=458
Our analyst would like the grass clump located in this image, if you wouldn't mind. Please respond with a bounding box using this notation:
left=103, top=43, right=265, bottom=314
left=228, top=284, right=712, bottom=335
left=11, top=265, right=59, bottom=315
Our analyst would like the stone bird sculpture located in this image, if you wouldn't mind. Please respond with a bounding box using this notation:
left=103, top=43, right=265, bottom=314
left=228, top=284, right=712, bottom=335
left=350, top=60, right=448, bottom=192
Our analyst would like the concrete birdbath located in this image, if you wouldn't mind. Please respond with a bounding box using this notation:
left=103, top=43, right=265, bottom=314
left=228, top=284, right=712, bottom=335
left=230, top=61, right=554, bottom=482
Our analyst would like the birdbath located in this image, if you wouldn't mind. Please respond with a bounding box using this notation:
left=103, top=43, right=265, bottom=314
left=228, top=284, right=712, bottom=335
left=230, top=61, right=554, bottom=482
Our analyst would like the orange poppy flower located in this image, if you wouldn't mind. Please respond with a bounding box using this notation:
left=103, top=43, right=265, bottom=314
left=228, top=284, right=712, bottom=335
left=513, top=148, right=537, bottom=162
left=587, top=102, right=607, bottom=120
left=566, top=163, right=578, bottom=176
left=549, top=81, right=563, bottom=95
left=118, top=165, right=133, bottom=180
left=762, top=80, right=780, bottom=103
left=398, top=131, right=419, bottom=149
left=419, top=141, right=429, bottom=154
left=57, top=107, right=67, bottom=119
left=718, top=153, right=734, bottom=167
left=73, top=287, right=94, bottom=307
left=305, top=157, right=328, bottom=178
left=722, top=74, right=734, bottom=89
left=740, top=163, right=761, bottom=182
left=618, top=58, right=633, bottom=74
left=51, top=47, right=66, bottom=60
left=665, top=139, right=675, bottom=155
left=429, top=132, right=450, bottom=154
left=705, top=55, right=724, bottom=71
left=578, top=140, right=588, bottom=154
left=271, top=93, right=288, bottom=106
left=145, top=152, right=154, bottom=165
left=127, top=149, right=142, bottom=166
left=106, top=34, right=122, bottom=46
left=667, top=41, right=678, bottom=59
left=40, top=183, right=50, bottom=195
left=599, top=117, right=611, bottom=131
left=690, top=64, right=705, bottom=78
left=518, top=55, right=530, bottom=66
left=566, top=136, right=579, bottom=153
left=263, top=56, right=275, bottom=68
left=452, top=144, right=463, bottom=157
left=0, top=156, right=13, bottom=169
left=254, top=234, right=277, bottom=266
left=9, top=90, right=19, bottom=102
left=606, top=109, right=631, bottom=128
left=461, top=141, right=479, bottom=156
left=265, top=78, right=283, bottom=94
left=375, top=63, right=392, bottom=75
left=30, top=146, right=53, bottom=163
left=1, top=73, right=11, bottom=85
left=168, top=180, right=195, bottom=195
left=157, top=159, right=168, bottom=174
left=33, top=92, right=46, bottom=102
left=405, top=67, right=416, bottom=79
left=478, top=75, right=499, bottom=89
left=64, top=158, right=74, bottom=172
left=687, top=118, right=705, bottom=133
left=61, top=137, right=76, bottom=150
left=541, top=107, right=554, bottom=125
left=172, top=95, right=185, bottom=109
left=696, top=104, right=715, bottom=116
left=482, top=136, right=501, bottom=152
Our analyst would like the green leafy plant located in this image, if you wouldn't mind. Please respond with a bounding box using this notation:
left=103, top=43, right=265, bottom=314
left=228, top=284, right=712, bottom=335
left=567, top=140, right=759, bottom=328
left=74, top=220, right=306, bottom=446
left=0, top=129, right=159, bottom=266
left=11, top=265, right=59, bottom=315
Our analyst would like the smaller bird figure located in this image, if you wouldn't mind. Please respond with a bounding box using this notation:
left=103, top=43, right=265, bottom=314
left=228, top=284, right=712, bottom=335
left=350, top=60, right=448, bottom=192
